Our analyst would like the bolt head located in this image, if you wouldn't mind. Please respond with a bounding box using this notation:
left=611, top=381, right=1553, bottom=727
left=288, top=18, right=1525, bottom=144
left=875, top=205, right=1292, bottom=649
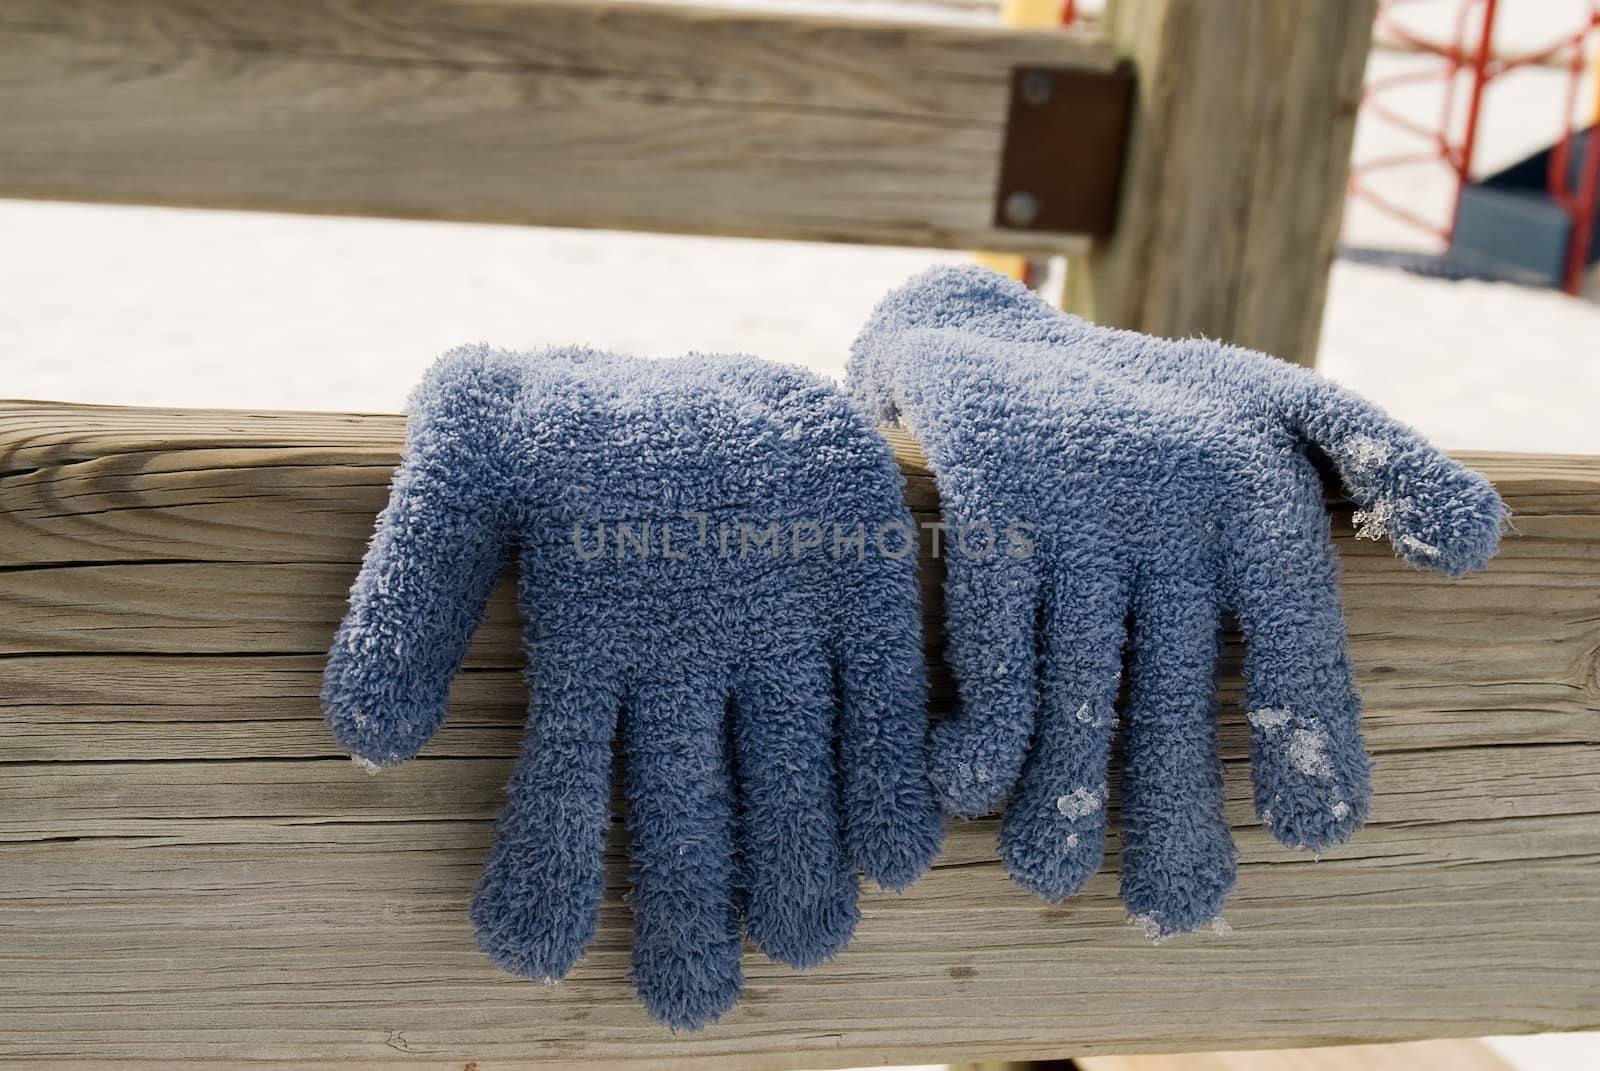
left=1003, top=190, right=1040, bottom=227
left=1020, top=71, right=1054, bottom=106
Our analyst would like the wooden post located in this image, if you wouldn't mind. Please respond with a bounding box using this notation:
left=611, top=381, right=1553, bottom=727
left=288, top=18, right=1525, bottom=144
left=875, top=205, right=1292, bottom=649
left=1063, top=0, right=1377, bottom=367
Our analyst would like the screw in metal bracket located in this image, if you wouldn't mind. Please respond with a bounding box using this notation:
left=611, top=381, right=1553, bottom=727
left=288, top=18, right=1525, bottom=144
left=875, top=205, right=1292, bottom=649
left=1003, top=190, right=1040, bottom=227
left=1019, top=70, right=1055, bottom=107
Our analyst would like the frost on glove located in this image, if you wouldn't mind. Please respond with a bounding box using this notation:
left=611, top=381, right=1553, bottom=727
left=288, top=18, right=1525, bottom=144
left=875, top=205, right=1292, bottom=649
left=324, top=346, right=943, bottom=1028
left=849, top=266, right=1505, bottom=938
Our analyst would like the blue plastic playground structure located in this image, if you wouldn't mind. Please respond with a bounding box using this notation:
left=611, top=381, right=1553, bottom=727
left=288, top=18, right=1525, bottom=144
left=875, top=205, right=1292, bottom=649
left=1343, top=126, right=1600, bottom=289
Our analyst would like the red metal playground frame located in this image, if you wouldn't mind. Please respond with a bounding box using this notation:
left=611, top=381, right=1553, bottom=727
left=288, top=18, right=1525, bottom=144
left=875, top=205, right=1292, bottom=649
left=1349, top=0, right=1600, bottom=294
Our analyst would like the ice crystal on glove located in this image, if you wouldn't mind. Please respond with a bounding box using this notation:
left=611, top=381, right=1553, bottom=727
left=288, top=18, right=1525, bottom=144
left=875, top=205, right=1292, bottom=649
left=324, top=346, right=943, bottom=1029
left=848, top=265, right=1506, bottom=935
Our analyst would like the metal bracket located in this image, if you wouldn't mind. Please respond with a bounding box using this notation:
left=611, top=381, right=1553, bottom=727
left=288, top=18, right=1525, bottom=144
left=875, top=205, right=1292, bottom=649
left=993, top=62, right=1135, bottom=237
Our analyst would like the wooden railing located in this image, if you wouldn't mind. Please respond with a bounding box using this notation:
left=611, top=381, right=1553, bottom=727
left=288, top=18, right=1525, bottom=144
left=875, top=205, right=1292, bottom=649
left=0, top=0, right=1118, bottom=252
left=3, top=401, right=1597, bottom=1067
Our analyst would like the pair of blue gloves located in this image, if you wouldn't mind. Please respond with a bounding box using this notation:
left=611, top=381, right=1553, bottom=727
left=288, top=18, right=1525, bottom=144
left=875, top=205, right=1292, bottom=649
left=324, top=268, right=1505, bottom=1029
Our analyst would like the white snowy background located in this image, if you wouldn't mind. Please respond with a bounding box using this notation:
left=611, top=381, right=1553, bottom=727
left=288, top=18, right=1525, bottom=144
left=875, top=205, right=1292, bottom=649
left=1, top=0, right=1596, bottom=1066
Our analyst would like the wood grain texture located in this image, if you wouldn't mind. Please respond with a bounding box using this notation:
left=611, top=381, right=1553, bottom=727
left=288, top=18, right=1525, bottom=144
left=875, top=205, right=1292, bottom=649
left=1063, top=0, right=1377, bottom=366
left=2, top=400, right=1598, bottom=1068
left=0, top=0, right=1118, bottom=252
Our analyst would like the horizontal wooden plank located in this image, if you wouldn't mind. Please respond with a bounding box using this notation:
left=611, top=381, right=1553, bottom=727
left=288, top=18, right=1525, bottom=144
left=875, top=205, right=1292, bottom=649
left=0, top=400, right=1598, bottom=1067
left=0, top=0, right=1121, bottom=252
left=6, top=745, right=1598, bottom=845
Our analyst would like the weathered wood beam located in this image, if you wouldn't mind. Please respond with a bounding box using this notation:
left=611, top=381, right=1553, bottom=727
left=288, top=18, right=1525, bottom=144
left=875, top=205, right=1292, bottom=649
left=1063, top=0, right=1378, bottom=366
left=0, top=0, right=1123, bottom=253
left=2, top=401, right=1598, bottom=1068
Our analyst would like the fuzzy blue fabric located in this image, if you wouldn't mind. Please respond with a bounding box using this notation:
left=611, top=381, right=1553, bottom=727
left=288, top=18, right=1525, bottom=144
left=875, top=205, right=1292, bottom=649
left=848, top=266, right=1507, bottom=938
left=322, top=344, right=943, bottom=1030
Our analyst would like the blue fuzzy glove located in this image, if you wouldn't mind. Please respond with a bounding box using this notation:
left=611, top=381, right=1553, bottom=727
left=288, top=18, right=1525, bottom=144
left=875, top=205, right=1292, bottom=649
left=848, top=266, right=1506, bottom=937
left=323, top=345, right=942, bottom=1029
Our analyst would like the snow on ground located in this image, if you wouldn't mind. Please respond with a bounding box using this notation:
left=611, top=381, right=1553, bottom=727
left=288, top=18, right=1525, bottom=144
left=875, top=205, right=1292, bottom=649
left=2, top=198, right=1593, bottom=454
left=0, top=3, right=1597, bottom=1069
left=1318, top=261, right=1597, bottom=453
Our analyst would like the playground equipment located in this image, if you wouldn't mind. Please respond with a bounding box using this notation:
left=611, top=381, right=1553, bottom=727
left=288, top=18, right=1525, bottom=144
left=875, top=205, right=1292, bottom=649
left=1454, top=125, right=1600, bottom=286
left=1, top=2, right=1597, bottom=1067
left=1349, top=0, right=1600, bottom=291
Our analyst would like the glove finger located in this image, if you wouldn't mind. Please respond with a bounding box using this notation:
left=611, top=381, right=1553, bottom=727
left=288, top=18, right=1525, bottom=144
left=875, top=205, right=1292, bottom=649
left=835, top=559, right=943, bottom=892
left=322, top=468, right=509, bottom=767
left=998, top=569, right=1128, bottom=901
left=929, top=547, right=1044, bottom=816
left=470, top=663, right=621, bottom=982
left=732, top=653, right=860, bottom=969
left=623, top=672, right=743, bottom=1032
left=1227, top=462, right=1371, bottom=853
left=1277, top=368, right=1506, bottom=575
left=1119, top=570, right=1236, bottom=939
